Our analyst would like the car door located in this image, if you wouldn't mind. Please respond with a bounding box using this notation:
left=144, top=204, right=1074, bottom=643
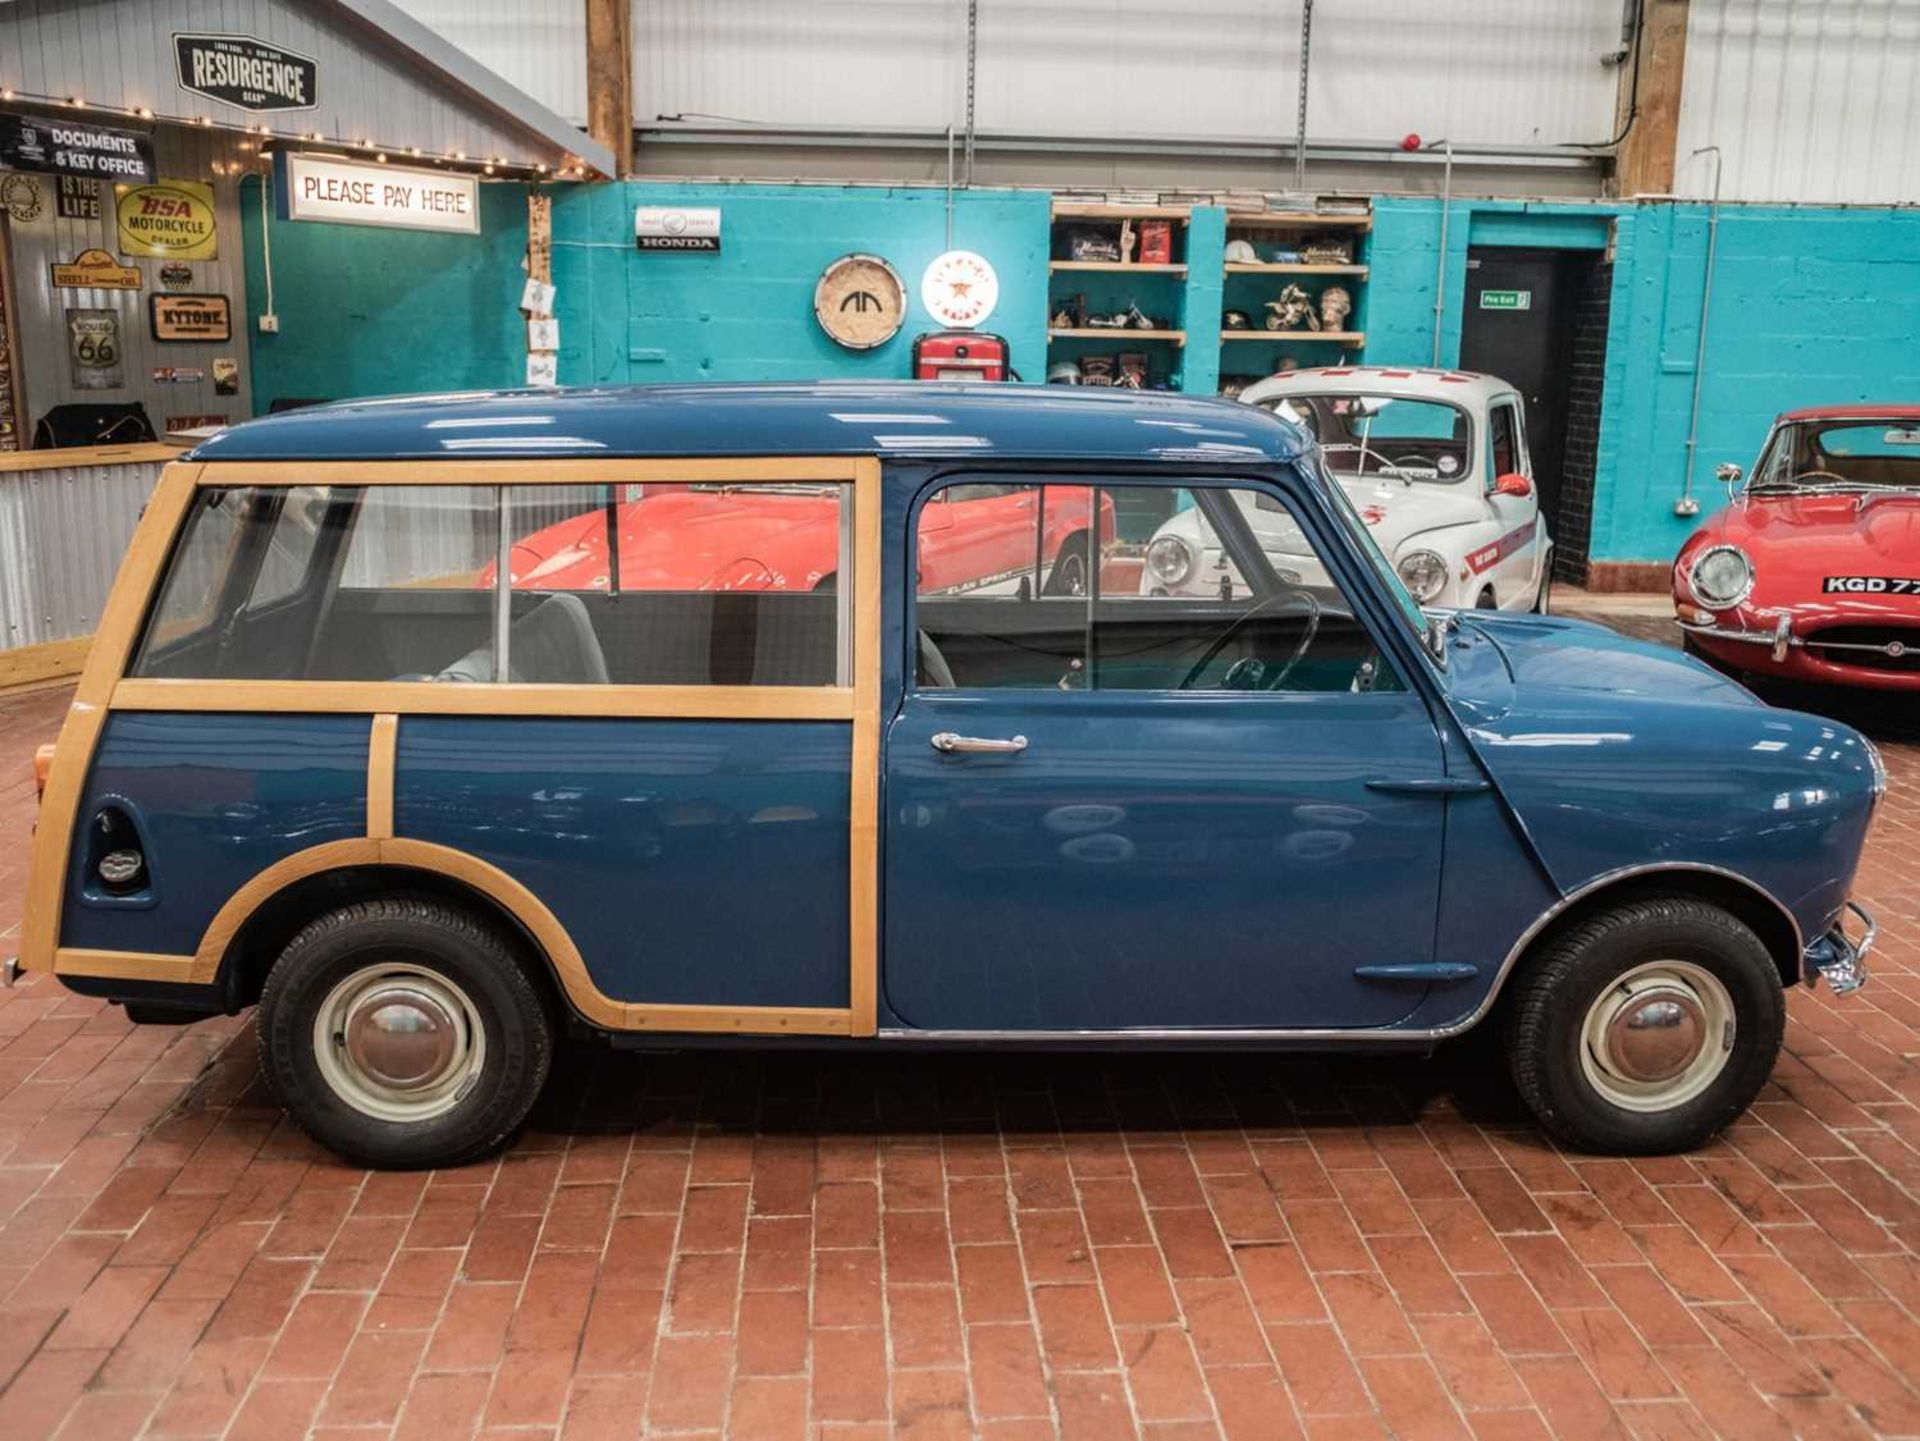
left=885, top=473, right=1451, bottom=1033
left=1481, top=397, right=1543, bottom=607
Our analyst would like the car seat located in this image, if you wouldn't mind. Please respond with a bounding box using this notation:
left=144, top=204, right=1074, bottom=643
left=434, top=593, right=610, bottom=684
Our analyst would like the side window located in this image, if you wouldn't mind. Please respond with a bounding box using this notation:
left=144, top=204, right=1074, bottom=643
left=502, top=482, right=848, bottom=686
left=913, top=480, right=1398, bottom=695
left=131, top=479, right=851, bottom=687
left=1489, top=404, right=1520, bottom=480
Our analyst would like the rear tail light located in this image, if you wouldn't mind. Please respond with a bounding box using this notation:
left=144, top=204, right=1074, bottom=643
left=33, top=745, right=55, bottom=801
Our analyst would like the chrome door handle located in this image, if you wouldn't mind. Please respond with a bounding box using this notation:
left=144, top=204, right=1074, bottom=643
left=930, top=731, right=1029, bottom=755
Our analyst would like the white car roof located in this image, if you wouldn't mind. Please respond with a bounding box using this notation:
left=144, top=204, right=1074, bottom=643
left=1240, top=366, right=1517, bottom=409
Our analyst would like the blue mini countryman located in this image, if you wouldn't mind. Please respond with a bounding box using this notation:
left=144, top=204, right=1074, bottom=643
left=12, top=384, right=1883, bottom=1167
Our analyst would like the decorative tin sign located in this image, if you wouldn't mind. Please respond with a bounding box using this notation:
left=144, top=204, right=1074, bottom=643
left=152, top=366, right=207, bottom=384
left=213, top=358, right=240, bottom=395
left=67, top=308, right=124, bottom=389
left=815, top=254, right=906, bottom=350
left=1, top=173, right=45, bottom=223
left=150, top=293, right=232, bottom=343
left=116, top=181, right=219, bottom=259
left=57, top=176, right=102, bottom=220
left=920, top=250, right=999, bottom=329
left=51, top=248, right=142, bottom=290
left=160, top=262, right=194, bottom=290
left=165, top=413, right=228, bottom=433
left=0, top=114, right=153, bottom=182
left=635, top=206, right=720, bottom=252
left=175, top=33, right=318, bottom=112
left=281, top=154, right=479, bottom=234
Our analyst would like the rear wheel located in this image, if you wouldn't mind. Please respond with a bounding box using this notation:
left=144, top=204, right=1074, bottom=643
left=1044, top=535, right=1089, bottom=597
left=257, top=897, right=554, bottom=1169
left=1504, top=897, right=1783, bottom=1154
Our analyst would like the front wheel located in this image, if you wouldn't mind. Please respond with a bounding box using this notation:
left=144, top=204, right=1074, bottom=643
left=257, top=897, right=555, bottom=1168
left=1504, top=897, right=1783, bottom=1154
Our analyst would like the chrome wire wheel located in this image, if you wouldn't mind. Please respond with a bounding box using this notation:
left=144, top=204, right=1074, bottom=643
left=1578, top=959, right=1735, bottom=1113
left=311, top=962, right=486, bottom=1123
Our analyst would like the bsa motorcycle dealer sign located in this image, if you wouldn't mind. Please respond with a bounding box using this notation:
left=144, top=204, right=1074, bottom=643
left=281, top=154, right=478, bottom=234
left=116, top=181, right=219, bottom=259
left=0, top=114, right=154, bottom=182
left=175, top=34, right=318, bottom=112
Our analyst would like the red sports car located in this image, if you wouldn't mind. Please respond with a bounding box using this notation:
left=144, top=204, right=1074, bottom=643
left=1674, top=404, right=1920, bottom=690
left=500, top=481, right=1104, bottom=596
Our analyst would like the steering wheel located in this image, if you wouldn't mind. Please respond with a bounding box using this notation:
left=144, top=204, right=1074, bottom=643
left=1177, top=587, right=1322, bottom=692
left=1792, top=470, right=1850, bottom=486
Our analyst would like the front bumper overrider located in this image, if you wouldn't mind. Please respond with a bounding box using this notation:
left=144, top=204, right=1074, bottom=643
left=1803, top=900, right=1874, bottom=994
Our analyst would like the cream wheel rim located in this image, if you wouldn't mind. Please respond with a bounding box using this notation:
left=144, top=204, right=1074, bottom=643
left=1579, top=959, right=1735, bottom=1113
left=312, top=963, right=486, bottom=1122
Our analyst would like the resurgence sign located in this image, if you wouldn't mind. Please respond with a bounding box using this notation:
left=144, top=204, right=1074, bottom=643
left=280, top=154, right=479, bottom=235
left=175, top=34, right=318, bottom=113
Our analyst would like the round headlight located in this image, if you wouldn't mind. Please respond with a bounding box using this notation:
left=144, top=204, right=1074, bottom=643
left=1146, top=534, right=1194, bottom=587
left=1396, top=549, right=1449, bottom=604
left=1689, top=544, right=1754, bottom=609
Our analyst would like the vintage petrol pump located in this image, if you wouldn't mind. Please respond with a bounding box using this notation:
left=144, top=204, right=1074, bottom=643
left=911, top=330, right=1011, bottom=381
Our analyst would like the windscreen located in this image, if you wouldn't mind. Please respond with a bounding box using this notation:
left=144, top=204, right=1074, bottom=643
left=1263, top=394, right=1473, bottom=483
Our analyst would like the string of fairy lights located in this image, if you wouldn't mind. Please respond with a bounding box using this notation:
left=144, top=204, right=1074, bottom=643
left=0, top=84, right=593, bottom=180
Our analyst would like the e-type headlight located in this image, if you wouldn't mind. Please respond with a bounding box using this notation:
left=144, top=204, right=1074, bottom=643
left=1146, top=534, right=1194, bottom=587
left=1688, top=544, right=1754, bottom=609
left=1396, top=549, right=1448, bottom=604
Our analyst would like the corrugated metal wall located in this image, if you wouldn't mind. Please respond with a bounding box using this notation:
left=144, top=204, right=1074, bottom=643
left=5, top=128, right=256, bottom=439
left=0, top=454, right=166, bottom=649
left=1675, top=0, right=1920, bottom=204
left=632, top=0, right=1623, bottom=146
left=0, top=0, right=550, bottom=164
left=389, top=0, right=588, bottom=127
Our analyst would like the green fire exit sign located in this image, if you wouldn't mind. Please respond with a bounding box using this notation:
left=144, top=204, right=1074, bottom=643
left=1479, top=289, right=1532, bottom=311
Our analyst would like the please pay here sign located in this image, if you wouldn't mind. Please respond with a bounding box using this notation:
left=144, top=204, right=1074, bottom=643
left=280, top=154, right=479, bottom=235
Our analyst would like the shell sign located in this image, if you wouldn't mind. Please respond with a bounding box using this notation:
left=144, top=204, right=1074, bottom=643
left=115, top=181, right=218, bottom=260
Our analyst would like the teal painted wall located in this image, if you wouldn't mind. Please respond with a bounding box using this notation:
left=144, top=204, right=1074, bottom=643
left=1367, top=196, right=1920, bottom=564
left=239, top=175, right=531, bottom=412
left=550, top=183, right=1051, bottom=385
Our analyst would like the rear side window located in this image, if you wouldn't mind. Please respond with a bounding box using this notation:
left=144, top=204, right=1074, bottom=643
left=131, top=480, right=852, bottom=687
left=1489, top=404, right=1520, bottom=479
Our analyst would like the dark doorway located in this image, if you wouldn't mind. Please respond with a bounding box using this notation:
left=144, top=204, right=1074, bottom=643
left=1458, top=246, right=1611, bottom=584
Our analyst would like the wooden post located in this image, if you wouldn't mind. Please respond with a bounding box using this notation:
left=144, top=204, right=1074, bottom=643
left=1613, top=0, right=1691, bottom=197
left=584, top=0, right=632, bottom=178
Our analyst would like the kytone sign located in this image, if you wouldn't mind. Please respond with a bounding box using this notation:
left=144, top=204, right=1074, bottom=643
left=280, top=155, right=479, bottom=235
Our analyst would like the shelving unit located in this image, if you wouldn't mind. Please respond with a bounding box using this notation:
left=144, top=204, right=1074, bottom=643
left=1221, top=330, right=1364, bottom=345
left=1050, top=261, right=1188, bottom=275
left=1224, top=263, right=1367, bottom=277
left=1223, top=211, right=1373, bottom=231
left=1051, top=327, right=1187, bottom=346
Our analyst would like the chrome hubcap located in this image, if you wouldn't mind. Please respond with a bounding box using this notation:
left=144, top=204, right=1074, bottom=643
left=1579, top=961, right=1735, bottom=1113
left=314, top=964, right=484, bottom=1122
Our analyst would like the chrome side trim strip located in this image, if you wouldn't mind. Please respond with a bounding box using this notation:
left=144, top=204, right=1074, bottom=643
left=875, top=862, right=1806, bottom=1045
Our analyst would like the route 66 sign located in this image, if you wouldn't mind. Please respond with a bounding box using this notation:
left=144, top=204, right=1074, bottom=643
left=815, top=254, right=906, bottom=350
left=67, top=308, right=123, bottom=389
left=920, top=250, right=999, bottom=330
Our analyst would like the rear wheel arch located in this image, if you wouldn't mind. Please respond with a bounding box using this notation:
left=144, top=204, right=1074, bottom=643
left=215, top=862, right=570, bottom=1021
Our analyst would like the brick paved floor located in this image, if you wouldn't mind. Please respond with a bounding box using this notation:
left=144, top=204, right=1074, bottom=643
left=1, top=615, right=1917, bottom=1439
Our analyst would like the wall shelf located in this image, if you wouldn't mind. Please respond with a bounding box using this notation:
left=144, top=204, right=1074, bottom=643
left=1224, top=262, right=1368, bottom=277
left=1049, top=261, right=1188, bottom=274
left=1220, top=330, right=1365, bottom=344
left=1050, top=328, right=1187, bottom=346
left=1052, top=203, right=1193, bottom=222
left=1223, top=211, right=1373, bottom=232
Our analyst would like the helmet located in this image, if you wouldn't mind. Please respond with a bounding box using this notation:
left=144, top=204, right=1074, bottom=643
left=1224, top=239, right=1259, bottom=264
left=1222, top=309, right=1253, bottom=330
left=1046, top=361, right=1083, bottom=385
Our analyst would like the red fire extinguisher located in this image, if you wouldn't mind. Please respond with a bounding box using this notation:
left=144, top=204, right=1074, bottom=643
left=912, top=330, right=1011, bottom=381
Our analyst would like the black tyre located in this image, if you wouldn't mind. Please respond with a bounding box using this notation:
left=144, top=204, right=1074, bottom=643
left=1043, top=535, right=1089, bottom=597
left=1504, top=897, right=1784, bottom=1155
left=1475, top=587, right=1498, bottom=609
left=257, top=897, right=555, bottom=1169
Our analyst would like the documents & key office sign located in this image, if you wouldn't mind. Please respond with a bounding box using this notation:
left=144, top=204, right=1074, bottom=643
left=175, top=34, right=318, bottom=112
left=280, top=154, right=479, bottom=235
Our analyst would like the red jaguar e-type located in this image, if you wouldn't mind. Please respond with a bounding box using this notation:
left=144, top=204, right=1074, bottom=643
left=1675, top=405, right=1920, bottom=691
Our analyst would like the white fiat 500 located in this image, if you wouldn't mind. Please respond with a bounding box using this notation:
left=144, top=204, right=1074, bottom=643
left=1143, top=368, right=1552, bottom=611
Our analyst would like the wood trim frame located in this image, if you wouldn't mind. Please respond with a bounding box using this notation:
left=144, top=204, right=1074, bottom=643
left=21, top=455, right=885, bottom=1043
left=0, top=443, right=179, bottom=477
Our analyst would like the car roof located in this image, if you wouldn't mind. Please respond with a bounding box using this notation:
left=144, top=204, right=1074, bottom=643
left=1241, top=366, right=1516, bottom=408
left=1777, top=403, right=1920, bottom=423
left=188, top=382, right=1309, bottom=466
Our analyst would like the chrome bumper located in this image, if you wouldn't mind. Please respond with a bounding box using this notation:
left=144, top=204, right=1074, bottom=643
left=1805, top=901, right=1874, bottom=994
left=1680, top=618, right=1915, bottom=666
